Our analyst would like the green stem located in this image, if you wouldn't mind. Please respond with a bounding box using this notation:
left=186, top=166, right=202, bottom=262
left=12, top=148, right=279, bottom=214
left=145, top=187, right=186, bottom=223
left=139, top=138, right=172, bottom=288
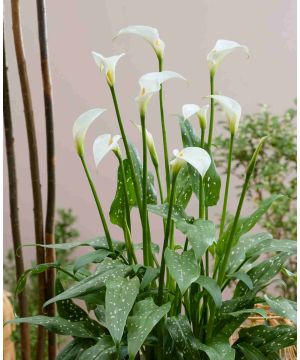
left=207, top=73, right=215, bottom=150
left=115, top=151, right=131, bottom=231
left=154, top=164, right=164, bottom=204
left=110, top=86, right=143, bottom=218
left=157, top=173, right=178, bottom=305
left=199, top=129, right=205, bottom=219
left=158, top=58, right=171, bottom=200
left=140, top=113, right=150, bottom=266
left=217, top=177, right=248, bottom=286
left=219, top=134, right=234, bottom=238
left=80, top=155, right=114, bottom=252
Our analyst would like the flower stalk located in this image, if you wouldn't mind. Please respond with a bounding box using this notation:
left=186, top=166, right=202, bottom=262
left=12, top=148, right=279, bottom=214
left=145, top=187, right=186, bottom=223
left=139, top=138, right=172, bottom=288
left=158, top=58, right=171, bottom=199
left=157, top=172, right=178, bottom=305
left=219, top=133, right=234, bottom=237
left=79, top=154, right=114, bottom=252
left=110, top=86, right=143, bottom=219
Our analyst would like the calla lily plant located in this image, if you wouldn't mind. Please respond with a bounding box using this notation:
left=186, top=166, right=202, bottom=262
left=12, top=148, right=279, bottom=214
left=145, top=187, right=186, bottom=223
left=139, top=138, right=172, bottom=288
left=10, top=25, right=296, bottom=360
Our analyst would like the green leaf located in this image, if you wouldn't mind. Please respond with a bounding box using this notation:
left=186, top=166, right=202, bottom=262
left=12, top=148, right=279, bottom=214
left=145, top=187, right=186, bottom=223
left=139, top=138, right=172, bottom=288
left=127, top=298, right=171, bottom=360
left=227, top=272, right=253, bottom=290
left=15, top=262, right=61, bottom=297
left=147, top=203, right=193, bottom=223
left=73, top=249, right=111, bottom=273
left=236, top=343, right=267, bottom=359
left=237, top=325, right=296, bottom=354
left=245, top=238, right=296, bottom=258
left=175, top=164, right=192, bottom=209
left=217, top=294, right=256, bottom=337
left=55, top=278, right=89, bottom=321
left=228, top=233, right=273, bottom=272
left=8, top=316, right=100, bottom=338
left=198, top=336, right=235, bottom=360
left=57, top=339, right=96, bottom=360
left=165, top=315, right=201, bottom=359
left=165, top=249, right=199, bottom=295
left=226, top=308, right=267, bottom=319
left=179, top=116, right=200, bottom=147
left=264, top=295, right=297, bottom=324
left=140, top=267, right=160, bottom=290
left=217, top=195, right=283, bottom=256
left=134, top=242, right=160, bottom=253
left=110, top=142, right=157, bottom=227
left=194, top=276, right=222, bottom=308
left=78, top=336, right=116, bottom=360
left=234, top=253, right=289, bottom=297
left=203, top=150, right=221, bottom=206
left=31, top=236, right=121, bottom=251
left=44, top=259, right=131, bottom=307
left=105, top=276, right=140, bottom=345
left=176, top=219, right=215, bottom=260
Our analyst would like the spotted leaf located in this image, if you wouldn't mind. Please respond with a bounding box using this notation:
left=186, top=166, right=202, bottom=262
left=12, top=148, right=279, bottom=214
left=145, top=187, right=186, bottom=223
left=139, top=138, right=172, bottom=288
left=78, top=335, right=117, bottom=359
left=110, top=142, right=157, bottom=228
left=105, top=276, right=140, bottom=345
left=264, top=295, right=296, bottom=324
left=44, top=259, right=131, bottom=307
left=165, top=249, right=200, bottom=295
left=127, top=298, right=171, bottom=360
left=7, top=316, right=100, bottom=338
left=176, top=219, right=215, bottom=260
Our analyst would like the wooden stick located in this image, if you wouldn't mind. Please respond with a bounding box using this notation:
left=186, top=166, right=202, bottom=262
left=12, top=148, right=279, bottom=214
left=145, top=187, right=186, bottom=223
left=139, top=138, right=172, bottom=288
left=10, top=1, right=47, bottom=358
left=35, top=1, right=56, bottom=358
left=4, top=37, right=31, bottom=360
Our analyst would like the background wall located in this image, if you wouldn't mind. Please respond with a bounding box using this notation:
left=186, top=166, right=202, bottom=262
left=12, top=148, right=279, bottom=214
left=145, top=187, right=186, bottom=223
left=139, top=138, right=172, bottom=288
left=4, top=0, right=296, bottom=263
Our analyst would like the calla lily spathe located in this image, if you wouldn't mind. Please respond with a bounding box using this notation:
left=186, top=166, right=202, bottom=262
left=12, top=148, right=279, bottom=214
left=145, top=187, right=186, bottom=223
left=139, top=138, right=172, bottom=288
left=92, top=51, right=125, bottom=87
left=207, top=39, right=249, bottom=75
left=136, top=71, right=185, bottom=115
left=115, top=25, right=165, bottom=60
left=182, top=104, right=209, bottom=129
left=170, top=147, right=211, bottom=177
left=93, top=134, right=122, bottom=168
left=207, top=95, right=241, bottom=135
left=133, top=122, right=159, bottom=166
left=73, top=108, right=106, bottom=156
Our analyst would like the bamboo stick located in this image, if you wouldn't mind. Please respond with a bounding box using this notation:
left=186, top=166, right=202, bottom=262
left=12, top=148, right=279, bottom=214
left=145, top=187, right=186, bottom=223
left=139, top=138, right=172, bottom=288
left=10, top=1, right=47, bottom=358
left=35, top=0, right=56, bottom=358
left=4, top=37, right=31, bottom=360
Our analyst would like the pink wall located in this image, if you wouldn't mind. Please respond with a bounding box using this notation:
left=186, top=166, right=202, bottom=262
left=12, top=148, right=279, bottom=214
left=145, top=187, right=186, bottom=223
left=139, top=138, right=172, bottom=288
left=3, top=0, right=296, bottom=264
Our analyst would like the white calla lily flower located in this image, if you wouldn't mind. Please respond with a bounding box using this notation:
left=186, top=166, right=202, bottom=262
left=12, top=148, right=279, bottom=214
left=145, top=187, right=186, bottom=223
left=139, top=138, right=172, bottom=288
left=182, top=104, right=209, bottom=129
left=115, top=25, right=165, bottom=60
left=92, top=51, right=125, bottom=87
left=93, top=134, right=122, bottom=167
left=133, top=122, right=159, bottom=166
left=136, top=71, right=186, bottom=115
left=207, top=95, right=241, bottom=135
left=73, top=108, right=106, bottom=156
left=207, top=39, right=249, bottom=75
left=170, top=147, right=211, bottom=177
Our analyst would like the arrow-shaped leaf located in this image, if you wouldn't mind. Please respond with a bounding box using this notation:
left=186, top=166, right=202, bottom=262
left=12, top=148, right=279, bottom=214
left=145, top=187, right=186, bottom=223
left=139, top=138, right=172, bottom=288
left=165, top=249, right=200, bottom=295
left=176, top=219, right=215, bottom=260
